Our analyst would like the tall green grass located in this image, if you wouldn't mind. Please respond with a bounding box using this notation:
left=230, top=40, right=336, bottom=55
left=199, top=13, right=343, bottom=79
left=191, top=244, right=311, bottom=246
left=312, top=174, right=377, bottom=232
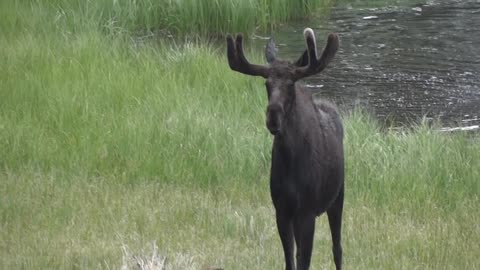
left=1, top=0, right=332, bottom=38
left=1, top=33, right=270, bottom=187
left=1, top=0, right=479, bottom=269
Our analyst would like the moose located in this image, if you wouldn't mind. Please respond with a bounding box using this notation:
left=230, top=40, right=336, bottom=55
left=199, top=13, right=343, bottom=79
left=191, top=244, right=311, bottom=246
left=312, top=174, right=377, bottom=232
left=226, top=28, right=344, bottom=270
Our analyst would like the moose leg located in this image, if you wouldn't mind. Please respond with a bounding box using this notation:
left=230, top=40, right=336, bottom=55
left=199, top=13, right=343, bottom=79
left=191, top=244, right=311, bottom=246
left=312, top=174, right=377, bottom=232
left=327, top=185, right=344, bottom=270
left=294, top=214, right=316, bottom=270
left=276, top=212, right=295, bottom=270
left=293, top=218, right=302, bottom=265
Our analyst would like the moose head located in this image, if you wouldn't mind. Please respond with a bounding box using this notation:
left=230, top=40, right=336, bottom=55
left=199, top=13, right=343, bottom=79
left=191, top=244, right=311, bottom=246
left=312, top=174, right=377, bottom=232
left=226, top=28, right=339, bottom=135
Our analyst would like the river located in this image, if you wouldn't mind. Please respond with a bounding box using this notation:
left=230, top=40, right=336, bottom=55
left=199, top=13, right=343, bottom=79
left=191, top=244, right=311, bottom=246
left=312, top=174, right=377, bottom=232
left=255, top=0, right=480, bottom=130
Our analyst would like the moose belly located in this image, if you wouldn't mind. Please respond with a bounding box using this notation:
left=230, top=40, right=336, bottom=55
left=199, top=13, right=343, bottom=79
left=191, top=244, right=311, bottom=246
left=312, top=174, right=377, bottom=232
left=270, top=166, right=343, bottom=216
left=270, top=174, right=341, bottom=216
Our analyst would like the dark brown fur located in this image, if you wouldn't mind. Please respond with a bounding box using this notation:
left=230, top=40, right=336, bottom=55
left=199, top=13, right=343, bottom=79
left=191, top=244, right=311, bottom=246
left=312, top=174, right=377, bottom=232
left=226, top=29, right=344, bottom=270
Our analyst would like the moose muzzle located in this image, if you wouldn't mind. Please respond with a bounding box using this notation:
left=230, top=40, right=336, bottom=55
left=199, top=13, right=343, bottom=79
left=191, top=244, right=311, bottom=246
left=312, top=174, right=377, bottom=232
left=266, top=103, right=284, bottom=135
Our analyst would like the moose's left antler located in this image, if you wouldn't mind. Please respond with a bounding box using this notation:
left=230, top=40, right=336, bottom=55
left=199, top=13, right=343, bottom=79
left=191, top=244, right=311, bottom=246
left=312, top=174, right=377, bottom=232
left=293, top=28, right=339, bottom=80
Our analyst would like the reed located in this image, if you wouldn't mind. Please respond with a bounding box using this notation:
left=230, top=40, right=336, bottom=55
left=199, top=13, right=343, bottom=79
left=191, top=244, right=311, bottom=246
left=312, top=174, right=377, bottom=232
left=2, top=0, right=332, bottom=37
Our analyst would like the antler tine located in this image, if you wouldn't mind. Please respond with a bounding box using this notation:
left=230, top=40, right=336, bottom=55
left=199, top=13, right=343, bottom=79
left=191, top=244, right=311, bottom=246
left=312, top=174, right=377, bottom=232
left=304, top=28, right=320, bottom=68
left=226, top=34, right=238, bottom=70
left=316, top=33, right=339, bottom=72
left=294, top=29, right=339, bottom=80
left=226, top=34, right=269, bottom=78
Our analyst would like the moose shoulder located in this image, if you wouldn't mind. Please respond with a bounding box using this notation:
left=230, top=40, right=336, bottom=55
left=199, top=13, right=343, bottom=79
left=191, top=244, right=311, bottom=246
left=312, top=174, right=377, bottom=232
left=226, top=28, right=345, bottom=270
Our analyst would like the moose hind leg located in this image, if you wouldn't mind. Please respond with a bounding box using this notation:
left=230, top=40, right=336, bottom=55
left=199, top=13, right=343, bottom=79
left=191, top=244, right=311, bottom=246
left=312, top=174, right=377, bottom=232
left=293, top=218, right=302, bottom=265
left=276, top=212, right=295, bottom=270
left=327, top=185, right=344, bottom=270
left=294, top=214, right=316, bottom=270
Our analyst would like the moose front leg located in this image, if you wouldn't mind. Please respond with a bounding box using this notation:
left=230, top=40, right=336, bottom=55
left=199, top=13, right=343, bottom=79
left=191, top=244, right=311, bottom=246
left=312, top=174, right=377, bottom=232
left=276, top=212, right=295, bottom=270
left=294, top=214, right=316, bottom=270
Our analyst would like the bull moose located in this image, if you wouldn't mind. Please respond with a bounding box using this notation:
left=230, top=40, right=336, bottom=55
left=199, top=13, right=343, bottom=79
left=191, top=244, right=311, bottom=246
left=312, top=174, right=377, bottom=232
left=226, top=28, right=344, bottom=270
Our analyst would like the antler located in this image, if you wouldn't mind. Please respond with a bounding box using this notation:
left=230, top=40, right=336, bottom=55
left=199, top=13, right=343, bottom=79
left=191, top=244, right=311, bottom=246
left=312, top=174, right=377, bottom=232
left=293, top=28, right=339, bottom=80
left=226, top=34, right=269, bottom=78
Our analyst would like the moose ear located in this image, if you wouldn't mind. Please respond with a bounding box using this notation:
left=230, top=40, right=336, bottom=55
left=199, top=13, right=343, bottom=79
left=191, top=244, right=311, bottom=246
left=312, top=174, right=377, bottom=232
left=294, top=50, right=309, bottom=67
left=265, top=37, right=277, bottom=64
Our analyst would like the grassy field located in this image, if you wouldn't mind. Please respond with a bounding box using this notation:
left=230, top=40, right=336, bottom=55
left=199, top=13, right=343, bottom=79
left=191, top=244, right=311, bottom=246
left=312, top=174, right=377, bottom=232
left=1, top=0, right=479, bottom=269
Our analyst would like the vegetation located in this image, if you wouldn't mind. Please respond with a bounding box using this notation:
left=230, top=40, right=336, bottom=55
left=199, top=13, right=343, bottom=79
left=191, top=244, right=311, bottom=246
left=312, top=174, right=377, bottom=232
left=1, top=0, right=332, bottom=38
left=1, top=0, right=479, bottom=269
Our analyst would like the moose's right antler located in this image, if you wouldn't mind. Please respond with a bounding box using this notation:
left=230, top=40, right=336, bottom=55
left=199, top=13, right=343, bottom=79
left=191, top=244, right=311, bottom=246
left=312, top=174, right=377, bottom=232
left=226, top=34, right=269, bottom=78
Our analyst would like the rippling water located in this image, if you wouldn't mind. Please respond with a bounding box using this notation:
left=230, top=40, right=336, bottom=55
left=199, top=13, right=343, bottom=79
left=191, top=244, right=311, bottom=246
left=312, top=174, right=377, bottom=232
left=255, top=0, right=480, bottom=128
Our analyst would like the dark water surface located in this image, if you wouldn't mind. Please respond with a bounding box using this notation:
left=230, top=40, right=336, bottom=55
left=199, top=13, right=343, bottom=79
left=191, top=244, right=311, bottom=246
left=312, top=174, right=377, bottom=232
left=255, top=0, right=480, bottom=129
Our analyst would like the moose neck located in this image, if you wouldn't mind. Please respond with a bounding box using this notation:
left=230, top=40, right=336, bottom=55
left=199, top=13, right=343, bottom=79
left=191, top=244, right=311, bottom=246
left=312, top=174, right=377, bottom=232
left=274, top=84, right=320, bottom=158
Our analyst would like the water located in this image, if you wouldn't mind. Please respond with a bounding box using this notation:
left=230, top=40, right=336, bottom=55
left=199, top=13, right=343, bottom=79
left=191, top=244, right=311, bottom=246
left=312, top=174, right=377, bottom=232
left=255, top=0, right=480, bottom=129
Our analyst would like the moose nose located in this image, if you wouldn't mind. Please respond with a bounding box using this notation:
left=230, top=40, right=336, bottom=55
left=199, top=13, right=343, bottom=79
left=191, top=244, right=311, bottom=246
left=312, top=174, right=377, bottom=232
left=266, top=104, right=284, bottom=135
